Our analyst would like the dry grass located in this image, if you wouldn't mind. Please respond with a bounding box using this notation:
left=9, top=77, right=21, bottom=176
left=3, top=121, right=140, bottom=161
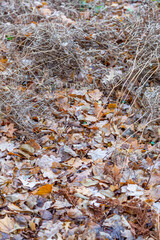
left=0, top=0, right=159, bottom=132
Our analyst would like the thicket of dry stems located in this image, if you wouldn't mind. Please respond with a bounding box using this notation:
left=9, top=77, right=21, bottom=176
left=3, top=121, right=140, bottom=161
left=0, top=0, right=159, bottom=132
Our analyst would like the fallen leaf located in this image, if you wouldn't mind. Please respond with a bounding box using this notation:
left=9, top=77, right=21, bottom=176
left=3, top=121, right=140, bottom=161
left=84, top=114, right=97, bottom=122
left=81, top=178, right=99, bottom=187
left=107, top=103, right=117, bottom=109
left=1, top=123, right=16, bottom=138
left=67, top=208, right=83, bottom=219
left=68, top=89, right=87, bottom=97
left=53, top=199, right=72, bottom=209
left=88, top=148, right=112, bottom=161
left=26, top=139, right=41, bottom=151
left=29, top=219, right=36, bottom=231
left=7, top=203, right=22, bottom=212
left=20, top=144, right=34, bottom=155
left=34, top=184, right=53, bottom=196
left=94, top=102, right=103, bottom=120
left=0, top=56, right=7, bottom=64
left=88, top=89, right=102, bottom=101
left=0, top=215, right=14, bottom=233
left=18, top=149, right=30, bottom=159
left=99, top=189, right=114, bottom=198
left=63, top=145, right=77, bottom=157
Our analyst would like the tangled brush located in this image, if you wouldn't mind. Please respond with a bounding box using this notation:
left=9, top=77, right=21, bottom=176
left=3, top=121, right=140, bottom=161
left=0, top=0, right=159, bottom=133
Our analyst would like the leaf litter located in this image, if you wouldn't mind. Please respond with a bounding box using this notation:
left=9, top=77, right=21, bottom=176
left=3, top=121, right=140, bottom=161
left=0, top=85, right=159, bottom=239
left=0, top=0, right=160, bottom=239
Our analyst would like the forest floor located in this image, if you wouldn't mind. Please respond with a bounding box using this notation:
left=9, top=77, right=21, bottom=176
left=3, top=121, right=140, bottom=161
left=0, top=0, right=160, bottom=239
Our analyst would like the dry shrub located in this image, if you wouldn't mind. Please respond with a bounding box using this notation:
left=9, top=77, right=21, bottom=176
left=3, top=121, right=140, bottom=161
left=0, top=0, right=159, bottom=132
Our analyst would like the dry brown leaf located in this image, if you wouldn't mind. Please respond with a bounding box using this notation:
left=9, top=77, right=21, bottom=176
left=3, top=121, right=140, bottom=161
left=87, top=74, right=93, bottom=83
left=84, top=114, right=97, bottom=122
left=67, top=208, right=83, bottom=219
left=7, top=203, right=22, bottom=212
left=20, top=144, right=34, bottom=155
left=26, top=139, right=41, bottom=151
left=81, top=178, right=99, bottom=187
left=29, top=219, right=36, bottom=231
left=2, top=123, right=17, bottom=138
left=0, top=215, right=14, bottom=233
left=94, top=102, right=103, bottom=120
left=53, top=199, right=72, bottom=209
left=88, top=89, right=102, bottom=101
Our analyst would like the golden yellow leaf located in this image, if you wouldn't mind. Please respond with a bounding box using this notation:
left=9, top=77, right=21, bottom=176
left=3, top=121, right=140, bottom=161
left=0, top=56, right=7, bottom=63
left=34, top=184, right=53, bottom=196
left=107, top=103, right=117, bottom=109
left=42, top=1, right=47, bottom=6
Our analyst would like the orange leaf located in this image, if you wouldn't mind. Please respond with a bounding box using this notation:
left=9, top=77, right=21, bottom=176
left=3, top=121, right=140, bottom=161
left=94, top=102, right=103, bottom=120
left=87, top=74, right=93, bottom=83
left=107, top=103, right=117, bottom=109
left=85, top=33, right=93, bottom=40
left=24, top=33, right=32, bottom=37
left=8, top=152, right=21, bottom=157
left=42, top=1, right=47, bottom=5
left=26, top=139, right=41, bottom=151
left=85, top=124, right=99, bottom=130
left=34, top=184, right=53, bottom=196
left=1, top=57, right=7, bottom=63
left=30, top=21, right=37, bottom=25
left=113, top=165, right=120, bottom=176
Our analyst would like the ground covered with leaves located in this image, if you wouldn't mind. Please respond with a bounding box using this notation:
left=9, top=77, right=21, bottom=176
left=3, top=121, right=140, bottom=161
left=0, top=0, right=160, bottom=239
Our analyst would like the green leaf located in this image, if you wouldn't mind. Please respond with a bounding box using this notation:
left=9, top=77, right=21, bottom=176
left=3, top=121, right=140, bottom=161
left=6, top=35, right=14, bottom=41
